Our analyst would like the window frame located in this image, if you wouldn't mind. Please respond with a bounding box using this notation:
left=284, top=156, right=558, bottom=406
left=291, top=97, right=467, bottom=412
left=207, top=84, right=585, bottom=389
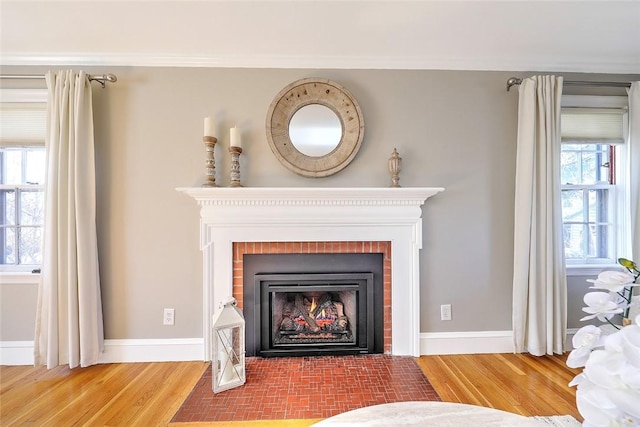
left=0, top=149, right=45, bottom=272
left=0, top=88, right=47, bottom=276
left=561, top=95, right=630, bottom=276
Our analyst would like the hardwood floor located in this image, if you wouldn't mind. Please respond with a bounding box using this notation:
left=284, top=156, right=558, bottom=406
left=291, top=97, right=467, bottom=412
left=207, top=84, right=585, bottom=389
left=1, top=353, right=581, bottom=426
left=417, top=353, right=582, bottom=421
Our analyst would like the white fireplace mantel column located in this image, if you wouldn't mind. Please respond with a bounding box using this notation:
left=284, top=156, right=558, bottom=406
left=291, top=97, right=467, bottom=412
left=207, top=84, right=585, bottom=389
left=177, top=187, right=443, bottom=359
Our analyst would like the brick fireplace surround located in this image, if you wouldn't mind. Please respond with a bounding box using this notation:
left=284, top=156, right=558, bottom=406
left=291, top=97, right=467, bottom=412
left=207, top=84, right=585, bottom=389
left=233, top=240, right=392, bottom=353
left=178, top=187, right=443, bottom=360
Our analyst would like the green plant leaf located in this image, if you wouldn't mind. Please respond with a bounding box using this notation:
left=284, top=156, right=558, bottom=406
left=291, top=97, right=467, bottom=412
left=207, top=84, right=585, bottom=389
left=618, top=258, right=637, bottom=270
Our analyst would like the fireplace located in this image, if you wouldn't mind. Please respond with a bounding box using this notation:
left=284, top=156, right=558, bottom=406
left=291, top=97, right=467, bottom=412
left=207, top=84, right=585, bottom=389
left=177, top=187, right=443, bottom=359
left=243, top=253, right=384, bottom=357
left=259, top=273, right=371, bottom=356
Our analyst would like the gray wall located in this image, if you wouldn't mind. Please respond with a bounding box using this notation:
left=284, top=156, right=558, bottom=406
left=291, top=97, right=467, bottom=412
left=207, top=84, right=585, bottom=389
left=1, top=67, right=636, bottom=343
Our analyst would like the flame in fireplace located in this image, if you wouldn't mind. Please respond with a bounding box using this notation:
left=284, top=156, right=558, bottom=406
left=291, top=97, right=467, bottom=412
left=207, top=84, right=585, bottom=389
left=310, top=297, right=317, bottom=313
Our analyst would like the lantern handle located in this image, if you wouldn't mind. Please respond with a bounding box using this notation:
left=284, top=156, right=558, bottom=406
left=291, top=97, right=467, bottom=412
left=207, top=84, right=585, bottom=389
left=220, top=296, right=237, bottom=309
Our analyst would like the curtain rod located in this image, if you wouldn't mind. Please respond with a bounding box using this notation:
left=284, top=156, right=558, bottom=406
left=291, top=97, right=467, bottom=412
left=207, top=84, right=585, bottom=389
left=506, top=77, right=631, bottom=92
left=0, top=73, right=117, bottom=88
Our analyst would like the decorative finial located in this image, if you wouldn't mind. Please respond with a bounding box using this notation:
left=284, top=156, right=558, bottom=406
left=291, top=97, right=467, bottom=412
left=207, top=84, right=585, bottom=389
left=388, top=148, right=402, bottom=187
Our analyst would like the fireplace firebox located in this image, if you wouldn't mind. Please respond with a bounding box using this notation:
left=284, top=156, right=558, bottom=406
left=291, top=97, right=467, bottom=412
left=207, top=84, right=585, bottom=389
left=243, top=253, right=384, bottom=357
left=259, top=273, right=373, bottom=356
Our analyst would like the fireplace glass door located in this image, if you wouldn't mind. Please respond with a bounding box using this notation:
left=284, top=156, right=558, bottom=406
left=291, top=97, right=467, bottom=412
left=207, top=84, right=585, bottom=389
left=258, top=273, right=374, bottom=357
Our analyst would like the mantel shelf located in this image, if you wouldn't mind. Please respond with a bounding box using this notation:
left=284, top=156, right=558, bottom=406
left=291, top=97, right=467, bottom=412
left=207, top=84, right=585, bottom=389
left=176, top=187, right=444, bottom=207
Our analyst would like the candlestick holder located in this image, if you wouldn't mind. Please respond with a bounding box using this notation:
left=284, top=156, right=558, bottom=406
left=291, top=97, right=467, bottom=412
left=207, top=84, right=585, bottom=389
left=388, top=148, right=401, bottom=187
left=202, top=136, right=218, bottom=187
left=229, top=146, right=244, bottom=187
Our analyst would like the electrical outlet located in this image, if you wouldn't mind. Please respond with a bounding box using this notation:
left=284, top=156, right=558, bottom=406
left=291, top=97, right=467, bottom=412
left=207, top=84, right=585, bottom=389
left=163, top=308, right=175, bottom=325
left=440, top=304, right=452, bottom=321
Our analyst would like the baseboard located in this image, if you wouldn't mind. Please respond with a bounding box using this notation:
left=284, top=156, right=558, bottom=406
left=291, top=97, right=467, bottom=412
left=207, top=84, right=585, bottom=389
left=566, top=328, right=578, bottom=351
left=420, top=329, right=581, bottom=355
left=0, top=338, right=205, bottom=366
left=98, top=338, right=205, bottom=363
left=420, top=330, right=514, bottom=355
left=3, top=331, right=571, bottom=365
left=0, top=341, right=34, bottom=365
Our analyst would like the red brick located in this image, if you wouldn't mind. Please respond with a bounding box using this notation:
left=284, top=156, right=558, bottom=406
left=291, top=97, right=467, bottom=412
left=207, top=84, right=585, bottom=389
left=172, top=355, right=440, bottom=423
left=230, top=241, right=394, bottom=354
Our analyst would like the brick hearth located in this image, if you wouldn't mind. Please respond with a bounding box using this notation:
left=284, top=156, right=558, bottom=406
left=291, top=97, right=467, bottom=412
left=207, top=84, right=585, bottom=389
left=232, top=241, right=392, bottom=354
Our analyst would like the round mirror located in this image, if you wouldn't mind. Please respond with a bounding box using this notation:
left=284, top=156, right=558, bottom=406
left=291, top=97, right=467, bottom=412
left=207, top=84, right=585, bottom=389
left=289, top=104, right=342, bottom=157
left=266, top=78, right=364, bottom=177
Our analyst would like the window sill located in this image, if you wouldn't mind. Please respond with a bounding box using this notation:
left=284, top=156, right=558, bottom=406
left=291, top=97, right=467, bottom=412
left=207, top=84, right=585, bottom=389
left=0, top=272, right=41, bottom=285
left=566, top=264, right=622, bottom=277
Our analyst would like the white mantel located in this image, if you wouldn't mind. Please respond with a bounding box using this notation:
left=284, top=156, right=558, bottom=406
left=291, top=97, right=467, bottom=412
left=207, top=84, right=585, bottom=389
left=178, top=187, right=443, bottom=359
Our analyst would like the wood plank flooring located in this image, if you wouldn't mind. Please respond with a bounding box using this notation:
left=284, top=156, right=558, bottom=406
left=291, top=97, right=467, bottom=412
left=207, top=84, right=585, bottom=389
left=1, top=353, right=582, bottom=426
left=417, top=353, right=582, bottom=421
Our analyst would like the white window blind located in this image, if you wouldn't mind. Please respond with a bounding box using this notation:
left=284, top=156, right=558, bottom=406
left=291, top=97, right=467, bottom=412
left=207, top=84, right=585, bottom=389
left=0, top=89, right=47, bottom=147
left=561, top=108, right=626, bottom=143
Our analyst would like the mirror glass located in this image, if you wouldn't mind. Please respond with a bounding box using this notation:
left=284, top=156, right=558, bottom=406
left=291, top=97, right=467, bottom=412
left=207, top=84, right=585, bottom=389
left=289, top=105, right=342, bottom=157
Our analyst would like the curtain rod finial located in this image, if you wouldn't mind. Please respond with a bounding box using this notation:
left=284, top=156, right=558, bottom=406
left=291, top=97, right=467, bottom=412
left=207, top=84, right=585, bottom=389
left=507, top=77, right=522, bottom=92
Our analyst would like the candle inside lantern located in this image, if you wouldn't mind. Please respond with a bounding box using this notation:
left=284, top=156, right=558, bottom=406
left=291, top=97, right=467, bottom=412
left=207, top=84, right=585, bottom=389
left=218, top=349, right=235, bottom=383
left=204, top=117, right=215, bottom=137
left=230, top=127, right=242, bottom=149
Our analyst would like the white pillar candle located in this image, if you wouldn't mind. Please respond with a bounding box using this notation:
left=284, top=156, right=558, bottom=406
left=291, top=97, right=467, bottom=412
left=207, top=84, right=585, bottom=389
left=230, top=127, right=242, bottom=148
left=219, top=349, right=235, bottom=383
left=204, top=117, right=215, bottom=137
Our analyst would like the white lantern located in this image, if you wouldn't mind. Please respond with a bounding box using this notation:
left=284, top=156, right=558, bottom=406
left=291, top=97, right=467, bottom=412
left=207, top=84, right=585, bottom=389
left=212, top=297, right=246, bottom=393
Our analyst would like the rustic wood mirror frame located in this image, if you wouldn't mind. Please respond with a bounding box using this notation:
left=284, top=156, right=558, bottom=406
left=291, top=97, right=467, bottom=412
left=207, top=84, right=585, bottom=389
left=266, top=78, right=364, bottom=177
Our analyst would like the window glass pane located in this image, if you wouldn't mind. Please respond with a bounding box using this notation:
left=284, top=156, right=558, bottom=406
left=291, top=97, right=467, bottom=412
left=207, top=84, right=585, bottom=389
left=588, top=189, right=609, bottom=224
left=562, top=189, right=584, bottom=222
left=561, top=151, right=579, bottom=184
left=2, top=227, right=16, bottom=264
left=560, top=144, right=610, bottom=185
left=20, top=190, right=43, bottom=225
left=25, top=148, right=45, bottom=184
left=563, top=223, right=585, bottom=259
left=587, top=224, right=610, bottom=259
left=19, top=226, right=41, bottom=264
left=562, top=189, right=613, bottom=261
left=1, top=189, right=16, bottom=225
left=581, top=151, right=598, bottom=184
left=2, top=149, right=22, bottom=184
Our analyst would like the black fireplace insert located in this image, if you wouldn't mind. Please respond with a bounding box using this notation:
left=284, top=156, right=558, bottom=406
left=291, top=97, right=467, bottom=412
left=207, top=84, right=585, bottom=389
left=243, top=253, right=384, bottom=357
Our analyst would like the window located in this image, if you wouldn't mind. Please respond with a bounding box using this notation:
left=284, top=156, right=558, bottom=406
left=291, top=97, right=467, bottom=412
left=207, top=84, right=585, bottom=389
left=561, top=143, right=615, bottom=261
left=0, top=89, right=47, bottom=272
left=0, top=147, right=45, bottom=268
left=560, top=96, right=629, bottom=268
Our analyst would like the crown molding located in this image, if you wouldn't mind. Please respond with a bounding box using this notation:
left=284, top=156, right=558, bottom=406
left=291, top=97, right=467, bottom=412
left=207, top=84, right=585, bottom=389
left=2, top=53, right=639, bottom=74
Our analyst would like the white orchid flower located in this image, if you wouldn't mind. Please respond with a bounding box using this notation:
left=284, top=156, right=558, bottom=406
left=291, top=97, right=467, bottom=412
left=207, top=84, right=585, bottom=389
left=587, top=270, right=637, bottom=292
left=620, top=323, right=640, bottom=370
left=583, top=349, right=627, bottom=390
left=578, top=348, right=640, bottom=425
left=573, top=325, right=604, bottom=349
left=580, top=292, right=624, bottom=322
left=567, top=347, right=593, bottom=369
left=569, top=261, right=640, bottom=426
left=569, top=372, right=585, bottom=388
left=574, top=379, right=621, bottom=427
left=567, top=325, right=605, bottom=368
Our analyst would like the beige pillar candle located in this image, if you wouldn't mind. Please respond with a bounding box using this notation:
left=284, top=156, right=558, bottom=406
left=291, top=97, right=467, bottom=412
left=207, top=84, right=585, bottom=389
left=204, top=117, right=215, bottom=137
left=230, top=126, right=242, bottom=149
